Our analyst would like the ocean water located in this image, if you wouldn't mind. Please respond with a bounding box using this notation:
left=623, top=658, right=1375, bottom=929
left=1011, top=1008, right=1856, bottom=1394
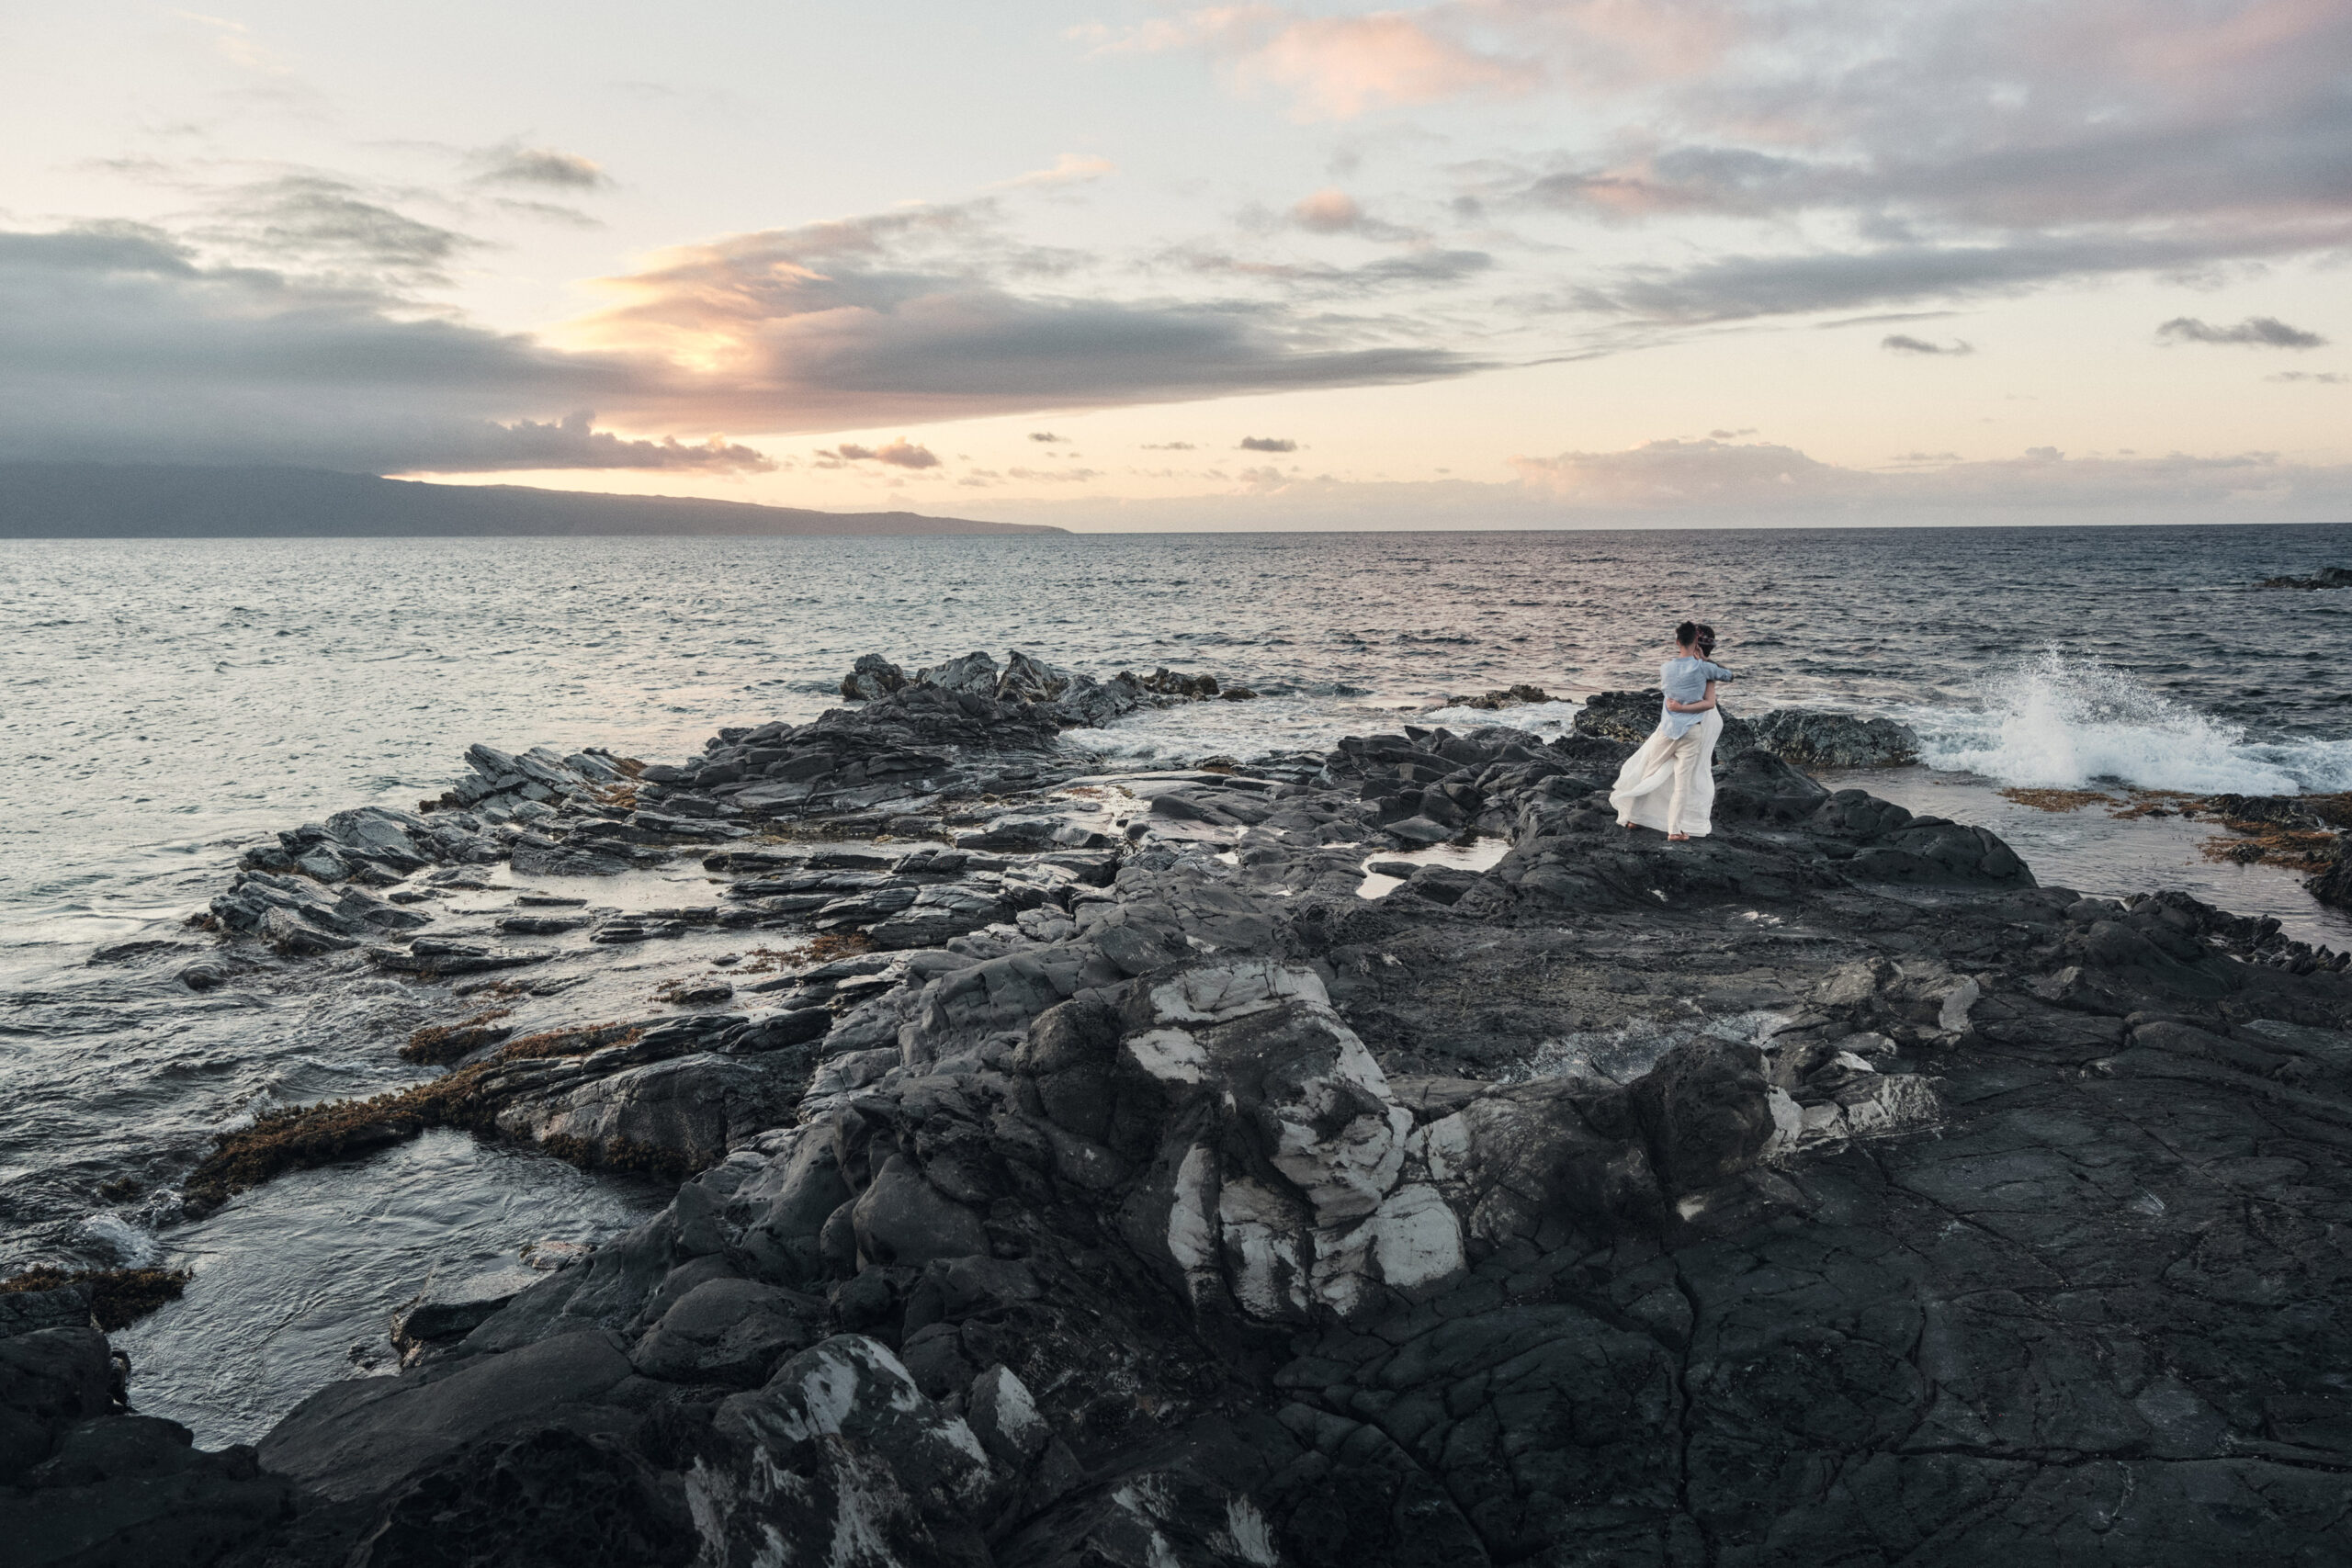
left=5, top=522, right=2350, bottom=1442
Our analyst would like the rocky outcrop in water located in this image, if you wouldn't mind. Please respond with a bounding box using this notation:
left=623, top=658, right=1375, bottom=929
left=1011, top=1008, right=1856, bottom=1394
left=1743, top=707, right=1921, bottom=767
left=1442, top=683, right=1552, bottom=711
left=2256, top=565, right=2352, bottom=590
left=1572, top=690, right=1921, bottom=770
left=837, top=649, right=1254, bottom=730
left=21, top=665, right=2352, bottom=1566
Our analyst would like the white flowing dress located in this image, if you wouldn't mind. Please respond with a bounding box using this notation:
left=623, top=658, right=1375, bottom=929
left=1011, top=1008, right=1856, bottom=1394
left=1610, top=705, right=1724, bottom=837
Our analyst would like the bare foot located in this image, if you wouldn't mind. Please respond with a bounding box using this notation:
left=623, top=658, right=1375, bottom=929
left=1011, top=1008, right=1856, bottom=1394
left=1620, top=819, right=1637, bottom=830
left=1666, top=832, right=1690, bottom=842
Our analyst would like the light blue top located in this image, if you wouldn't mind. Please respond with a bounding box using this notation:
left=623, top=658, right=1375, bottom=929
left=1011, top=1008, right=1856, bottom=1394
left=1658, top=656, right=1735, bottom=739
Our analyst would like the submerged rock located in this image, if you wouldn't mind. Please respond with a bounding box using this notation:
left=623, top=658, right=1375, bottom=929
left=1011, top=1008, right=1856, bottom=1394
left=2257, top=564, right=2352, bottom=590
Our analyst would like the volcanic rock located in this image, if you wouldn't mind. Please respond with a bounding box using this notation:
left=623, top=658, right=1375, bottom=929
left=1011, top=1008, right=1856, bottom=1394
left=87, top=663, right=2352, bottom=1564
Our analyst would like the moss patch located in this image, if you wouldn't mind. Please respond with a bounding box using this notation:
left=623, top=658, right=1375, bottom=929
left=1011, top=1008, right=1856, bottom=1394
left=1999, top=788, right=2112, bottom=812
left=2199, top=822, right=2345, bottom=874
left=800, top=931, right=877, bottom=965
left=187, top=1021, right=650, bottom=1211
left=401, top=1007, right=515, bottom=1065
left=502, top=1021, right=642, bottom=1059
left=2, top=1265, right=192, bottom=1331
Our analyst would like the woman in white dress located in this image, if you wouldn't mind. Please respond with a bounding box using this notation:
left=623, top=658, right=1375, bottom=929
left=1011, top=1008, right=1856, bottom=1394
left=1610, top=621, right=1734, bottom=841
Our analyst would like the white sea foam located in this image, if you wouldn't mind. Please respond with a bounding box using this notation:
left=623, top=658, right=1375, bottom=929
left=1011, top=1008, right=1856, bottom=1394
left=1910, top=648, right=2352, bottom=795
left=1412, top=699, right=1586, bottom=737
left=78, top=1211, right=160, bottom=1267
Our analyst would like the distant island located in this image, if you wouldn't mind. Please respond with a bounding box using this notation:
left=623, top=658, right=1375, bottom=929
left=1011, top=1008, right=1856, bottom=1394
left=0, top=464, right=1065, bottom=538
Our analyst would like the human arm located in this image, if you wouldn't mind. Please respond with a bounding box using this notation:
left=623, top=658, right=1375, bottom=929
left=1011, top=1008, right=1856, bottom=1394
left=1665, top=679, right=1719, bottom=714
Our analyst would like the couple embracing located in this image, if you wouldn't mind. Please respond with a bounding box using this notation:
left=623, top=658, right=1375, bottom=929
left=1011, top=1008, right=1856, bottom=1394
left=1609, top=619, right=1732, bottom=842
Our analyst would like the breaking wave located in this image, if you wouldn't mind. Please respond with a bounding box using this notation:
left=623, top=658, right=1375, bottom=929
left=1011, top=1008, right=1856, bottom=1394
left=1912, top=648, right=2352, bottom=795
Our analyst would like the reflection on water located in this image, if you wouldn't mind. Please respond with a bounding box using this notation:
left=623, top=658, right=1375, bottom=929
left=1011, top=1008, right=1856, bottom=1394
left=1357, top=837, right=1512, bottom=898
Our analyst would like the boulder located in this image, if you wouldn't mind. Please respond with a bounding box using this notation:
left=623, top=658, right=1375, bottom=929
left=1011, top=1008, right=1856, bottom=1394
left=629, top=1277, right=825, bottom=1388
left=389, top=1267, right=544, bottom=1364
left=841, top=653, right=910, bottom=701
left=1743, top=708, right=1922, bottom=768
left=852, top=1157, right=989, bottom=1266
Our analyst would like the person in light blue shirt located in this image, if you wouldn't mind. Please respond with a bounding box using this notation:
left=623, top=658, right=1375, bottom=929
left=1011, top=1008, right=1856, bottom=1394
left=1658, top=644, right=1736, bottom=741
left=1610, top=620, right=1736, bottom=840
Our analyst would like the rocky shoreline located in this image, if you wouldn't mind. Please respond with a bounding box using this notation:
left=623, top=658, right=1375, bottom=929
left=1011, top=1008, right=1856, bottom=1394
left=7, top=652, right=2352, bottom=1566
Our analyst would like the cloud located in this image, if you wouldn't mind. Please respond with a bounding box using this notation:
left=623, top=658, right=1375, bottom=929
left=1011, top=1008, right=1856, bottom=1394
left=825, top=439, right=941, bottom=469
left=403, top=412, right=771, bottom=471
left=1028, top=431, right=1065, bottom=443
left=0, top=224, right=759, bottom=474
left=0, top=184, right=1489, bottom=472
left=1375, top=1, right=2352, bottom=324
left=1569, top=223, right=2352, bottom=322
left=1143, top=441, right=1197, bottom=450
left=2268, top=370, right=2348, bottom=383
left=1238, top=435, right=1297, bottom=452
left=873, top=438, right=940, bottom=468
left=1292, top=187, right=1363, bottom=232
left=1280, top=186, right=1428, bottom=243
left=1165, top=244, right=1492, bottom=292
left=2158, top=315, right=2328, bottom=348
left=199, top=175, right=475, bottom=283
left=469, top=143, right=612, bottom=190
left=1882, top=333, right=1973, bottom=355
left=562, top=201, right=1486, bottom=429
left=1000, top=153, right=1115, bottom=188
left=1006, top=465, right=1103, bottom=482
left=1086, top=6, right=1541, bottom=118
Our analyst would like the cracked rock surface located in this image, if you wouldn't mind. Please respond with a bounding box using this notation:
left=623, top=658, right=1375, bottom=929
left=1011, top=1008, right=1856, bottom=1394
left=12, top=681, right=2352, bottom=1566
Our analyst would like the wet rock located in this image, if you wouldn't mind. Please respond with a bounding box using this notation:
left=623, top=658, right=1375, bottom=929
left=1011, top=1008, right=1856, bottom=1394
left=630, top=1277, right=825, bottom=1387
left=697, top=1336, right=1001, bottom=1566
left=853, top=1156, right=989, bottom=1266
left=2257, top=565, right=2352, bottom=589
left=841, top=652, right=910, bottom=700
left=1446, top=683, right=1552, bottom=710
left=257, top=1329, right=637, bottom=1502
left=389, top=1266, right=543, bottom=1365
left=176, top=958, right=232, bottom=991
left=1743, top=708, right=1922, bottom=768
left=1575, top=691, right=1920, bottom=770
left=0, top=1414, right=294, bottom=1568
left=2310, top=855, right=2352, bottom=910
left=1628, top=1039, right=1776, bottom=1195
left=364, top=939, right=550, bottom=977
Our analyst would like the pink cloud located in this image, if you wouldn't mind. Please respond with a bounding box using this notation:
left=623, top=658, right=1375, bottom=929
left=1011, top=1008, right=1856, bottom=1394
left=1236, top=11, right=1534, bottom=118
left=1087, top=3, right=1734, bottom=119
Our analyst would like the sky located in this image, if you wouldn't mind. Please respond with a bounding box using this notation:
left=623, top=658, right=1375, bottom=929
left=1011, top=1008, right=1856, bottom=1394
left=3, top=0, right=2349, bottom=530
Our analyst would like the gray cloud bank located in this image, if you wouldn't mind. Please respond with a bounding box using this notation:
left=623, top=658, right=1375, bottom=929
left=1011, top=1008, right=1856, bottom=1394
left=0, top=194, right=1487, bottom=473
